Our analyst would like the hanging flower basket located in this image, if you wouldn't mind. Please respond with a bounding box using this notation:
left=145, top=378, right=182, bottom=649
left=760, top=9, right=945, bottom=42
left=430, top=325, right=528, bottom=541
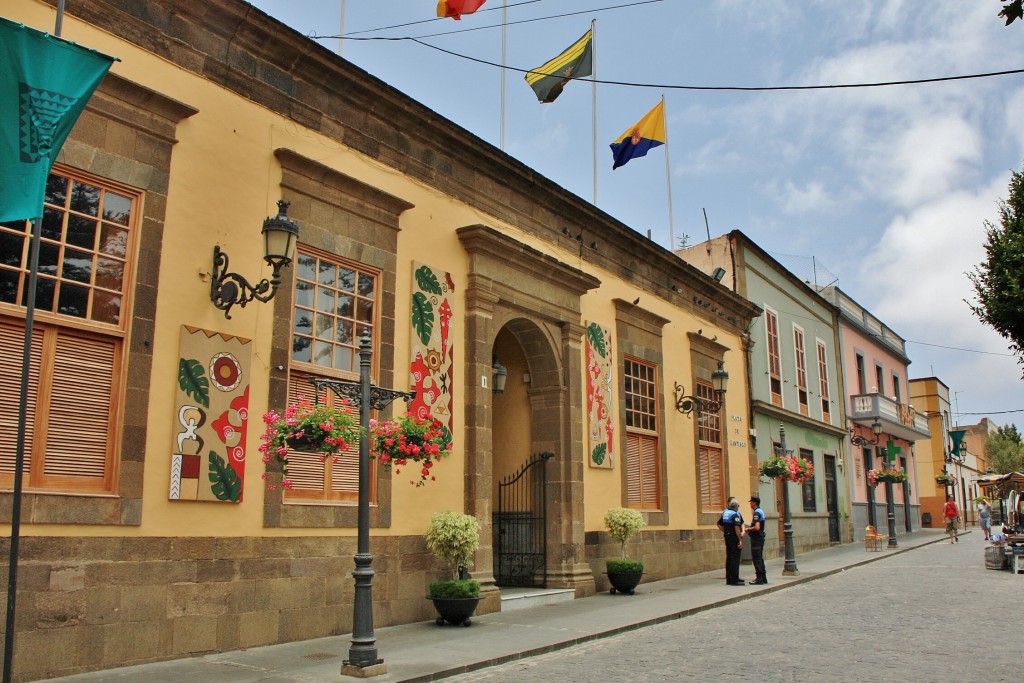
left=935, top=474, right=956, bottom=486
left=868, top=467, right=908, bottom=487
left=259, top=397, right=359, bottom=490
left=757, top=454, right=813, bottom=484
left=369, top=413, right=452, bottom=486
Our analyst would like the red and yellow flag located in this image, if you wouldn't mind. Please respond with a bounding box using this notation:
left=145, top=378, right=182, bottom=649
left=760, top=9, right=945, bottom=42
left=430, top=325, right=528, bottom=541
left=437, top=0, right=486, bottom=20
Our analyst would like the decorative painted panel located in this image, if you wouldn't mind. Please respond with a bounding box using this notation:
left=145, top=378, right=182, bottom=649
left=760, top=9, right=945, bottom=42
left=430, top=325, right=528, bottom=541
left=409, top=262, right=454, bottom=441
left=170, top=326, right=251, bottom=502
left=585, top=322, right=614, bottom=468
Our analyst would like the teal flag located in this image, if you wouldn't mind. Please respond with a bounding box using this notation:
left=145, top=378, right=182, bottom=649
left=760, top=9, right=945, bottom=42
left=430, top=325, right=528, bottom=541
left=0, top=17, right=116, bottom=221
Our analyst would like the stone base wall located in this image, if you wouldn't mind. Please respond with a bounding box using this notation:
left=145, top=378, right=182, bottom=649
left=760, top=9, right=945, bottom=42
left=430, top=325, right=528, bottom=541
left=0, top=535, right=481, bottom=681
left=584, top=528, right=724, bottom=591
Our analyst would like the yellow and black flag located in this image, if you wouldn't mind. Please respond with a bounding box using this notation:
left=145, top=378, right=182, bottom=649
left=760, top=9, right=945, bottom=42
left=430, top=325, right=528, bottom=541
left=524, top=29, right=593, bottom=104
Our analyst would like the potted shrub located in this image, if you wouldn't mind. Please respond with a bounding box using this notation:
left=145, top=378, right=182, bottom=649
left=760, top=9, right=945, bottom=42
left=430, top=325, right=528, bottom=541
left=424, top=511, right=481, bottom=626
left=603, top=507, right=645, bottom=595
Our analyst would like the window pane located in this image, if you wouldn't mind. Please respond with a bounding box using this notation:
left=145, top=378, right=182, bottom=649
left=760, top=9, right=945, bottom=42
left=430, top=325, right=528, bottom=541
left=45, top=174, right=68, bottom=205
left=358, top=273, right=374, bottom=298
left=295, top=279, right=313, bottom=308
left=337, top=267, right=355, bottom=292
left=334, top=346, right=353, bottom=371
left=41, top=207, right=63, bottom=240
left=292, top=335, right=312, bottom=364
left=313, top=341, right=332, bottom=367
left=317, top=262, right=336, bottom=287
left=0, top=231, right=24, bottom=267
left=62, top=249, right=93, bottom=284
left=58, top=283, right=89, bottom=318
left=38, top=242, right=59, bottom=276
left=294, top=309, right=313, bottom=335
left=69, top=181, right=100, bottom=216
left=297, top=253, right=316, bottom=281
left=336, top=293, right=353, bottom=317
left=315, top=312, right=333, bottom=340
left=95, top=256, right=124, bottom=291
left=316, top=287, right=335, bottom=314
left=0, top=219, right=27, bottom=233
left=336, top=318, right=353, bottom=346
left=102, top=193, right=132, bottom=225
left=356, top=298, right=373, bottom=323
left=91, top=290, right=121, bottom=325
left=99, top=224, right=128, bottom=258
left=0, top=269, right=19, bottom=303
left=24, top=277, right=55, bottom=310
left=67, top=216, right=97, bottom=249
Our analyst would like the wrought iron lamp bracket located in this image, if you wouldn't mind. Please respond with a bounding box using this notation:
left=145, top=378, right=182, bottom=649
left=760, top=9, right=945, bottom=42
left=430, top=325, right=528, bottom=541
left=673, top=382, right=722, bottom=416
left=210, top=245, right=281, bottom=319
left=850, top=432, right=878, bottom=447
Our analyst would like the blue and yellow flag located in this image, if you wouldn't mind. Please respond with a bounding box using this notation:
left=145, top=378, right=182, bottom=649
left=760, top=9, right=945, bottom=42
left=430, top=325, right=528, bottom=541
left=609, top=101, right=666, bottom=170
left=525, top=29, right=593, bottom=104
left=0, top=17, right=116, bottom=222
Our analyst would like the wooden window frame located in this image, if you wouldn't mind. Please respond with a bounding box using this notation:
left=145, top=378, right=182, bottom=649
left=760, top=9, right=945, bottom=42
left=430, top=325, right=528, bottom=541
left=794, top=325, right=809, bottom=416
left=0, top=167, right=139, bottom=495
left=623, top=356, right=660, bottom=510
left=816, top=340, right=831, bottom=424
left=765, top=308, right=782, bottom=407
left=855, top=353, right=866, bottom=394
left=285, top=245, right=380, bottom=504
left=696, top=379, right=725, bottom=512
left=800, top=448, right=816, bottom=512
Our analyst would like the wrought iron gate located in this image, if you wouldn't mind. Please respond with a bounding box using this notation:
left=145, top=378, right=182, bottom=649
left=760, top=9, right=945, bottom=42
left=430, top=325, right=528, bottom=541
left=494, top=452, right=553, bottom=587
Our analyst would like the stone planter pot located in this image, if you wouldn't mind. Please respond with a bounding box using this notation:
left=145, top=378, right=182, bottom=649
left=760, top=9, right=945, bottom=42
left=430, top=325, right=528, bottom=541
left=605, top=571, right=643, bottom=595
left=427, top=596, right=480, bottom=626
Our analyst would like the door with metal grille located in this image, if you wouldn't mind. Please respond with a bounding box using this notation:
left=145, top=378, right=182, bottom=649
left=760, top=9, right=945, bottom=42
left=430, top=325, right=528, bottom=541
left=494, top=452, right=553, bottom=587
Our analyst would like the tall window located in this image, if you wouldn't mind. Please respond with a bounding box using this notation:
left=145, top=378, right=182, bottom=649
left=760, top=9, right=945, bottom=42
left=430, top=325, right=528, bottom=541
left=855, top=353, right=866, bottom=394
left=875, top=365, right=885, bottom=395
left=794, top=326, right=809, bottom=416
left=816, top=341, right=831, bottom=423
left=892, top=373, right=901, bottom=403
left=286, top=247, right=378, bottom=502
left=765, top=309, right=782, bottom=406
left=696, top=380, right=725, bottom=511
left=624, top=357, right=660, bottom=509
left=800, top=449, right=816, bottom=512
left=0, top=170, right=137, bottom=493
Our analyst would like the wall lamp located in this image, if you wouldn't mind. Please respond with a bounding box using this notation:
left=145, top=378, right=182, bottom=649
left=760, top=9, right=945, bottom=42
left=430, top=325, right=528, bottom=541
left=674, top=362, right=729, bottom=416
left=850, top=418, right=883, bottom=447
left=491, top=355, right=508, bottom=394
left=210, top=200, right=300, bottom=319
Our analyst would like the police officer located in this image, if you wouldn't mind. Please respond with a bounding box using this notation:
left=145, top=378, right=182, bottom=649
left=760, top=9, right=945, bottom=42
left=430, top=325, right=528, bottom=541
left=746, top=496, right=767, bottom=585
left=716, top=497, right=745, bottom=585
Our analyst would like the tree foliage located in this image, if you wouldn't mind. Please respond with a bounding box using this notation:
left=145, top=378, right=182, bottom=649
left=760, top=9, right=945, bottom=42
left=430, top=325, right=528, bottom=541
left=1000, top=0, right=1023, bottom=25
left=985, top=424, right=1024, bottom=473
left=968, top=166, right=1024, bottom=376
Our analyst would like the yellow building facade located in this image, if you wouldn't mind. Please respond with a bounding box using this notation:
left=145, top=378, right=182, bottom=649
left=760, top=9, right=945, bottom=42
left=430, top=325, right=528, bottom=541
left=0, top=0, right=760, bottom=677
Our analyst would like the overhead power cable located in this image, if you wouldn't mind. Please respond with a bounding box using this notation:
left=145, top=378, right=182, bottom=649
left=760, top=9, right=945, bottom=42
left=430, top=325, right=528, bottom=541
left=343, top=0, right=546, bottom=36
left=330, top=34, right=1024, bottom=92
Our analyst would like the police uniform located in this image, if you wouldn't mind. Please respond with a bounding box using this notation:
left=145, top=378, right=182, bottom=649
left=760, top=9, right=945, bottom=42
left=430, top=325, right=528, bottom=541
left=748, top=504, right=767, bottom=584
left=720, top=507, right=744, bottom=585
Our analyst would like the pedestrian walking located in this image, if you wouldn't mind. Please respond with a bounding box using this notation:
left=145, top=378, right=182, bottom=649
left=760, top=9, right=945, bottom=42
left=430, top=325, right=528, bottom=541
left=979, top=499, right=992, bottom=540
left=943, top=495, right=959, bottom=543
left=746, top=496, right=767, bottom=584
left=716, top=497, right=745, bottom=585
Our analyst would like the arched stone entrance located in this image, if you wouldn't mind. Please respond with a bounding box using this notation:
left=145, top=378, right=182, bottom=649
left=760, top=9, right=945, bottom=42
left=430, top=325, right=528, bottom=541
left=458, top=225, right=600, bottom=597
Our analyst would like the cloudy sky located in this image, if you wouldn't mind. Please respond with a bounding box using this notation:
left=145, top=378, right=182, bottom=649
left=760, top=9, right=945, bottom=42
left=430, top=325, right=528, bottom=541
left=248, top=0, right=1024, bottom=425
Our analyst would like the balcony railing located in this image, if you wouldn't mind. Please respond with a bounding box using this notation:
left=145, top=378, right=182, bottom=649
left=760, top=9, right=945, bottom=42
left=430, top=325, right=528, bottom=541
left=849, top=393, right=931, bottom=441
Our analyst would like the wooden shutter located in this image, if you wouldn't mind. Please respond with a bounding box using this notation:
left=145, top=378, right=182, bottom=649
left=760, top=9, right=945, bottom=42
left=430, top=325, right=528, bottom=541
left=42, top=331, right=117, bottom=486
left=0, top=321, right=42, bottom=477
left=284, top=370, right=361, bottom=502
left=698, top=445, right=725, bottom=510
left=626, top=432, right=659, bottom=509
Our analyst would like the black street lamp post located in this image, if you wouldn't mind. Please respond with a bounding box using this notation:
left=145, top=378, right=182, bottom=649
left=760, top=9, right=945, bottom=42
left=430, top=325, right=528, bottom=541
left=885, top=478, right=898, bottom=549
left=311, top=331, right=414, bottom=677
left=777, top=425, right=799, bottom=576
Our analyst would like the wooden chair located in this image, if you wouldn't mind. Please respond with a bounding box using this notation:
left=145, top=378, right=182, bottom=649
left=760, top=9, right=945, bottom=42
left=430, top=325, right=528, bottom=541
left=864, top=525, right=884, bottom=551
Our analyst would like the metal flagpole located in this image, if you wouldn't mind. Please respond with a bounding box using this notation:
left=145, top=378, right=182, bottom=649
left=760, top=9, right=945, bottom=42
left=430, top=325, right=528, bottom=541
left=500, top=0, right=507, bottom=150
left=591, top=19, right=597, bottom=206
left=661, top=94, right=675, bottom=251
left=55, top=0, right=66, bottom=36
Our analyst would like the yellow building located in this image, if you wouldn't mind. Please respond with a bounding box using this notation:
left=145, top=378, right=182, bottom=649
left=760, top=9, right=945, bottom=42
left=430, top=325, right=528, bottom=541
left=1, top=0, right=759, bottom=678
left=909, top=377, right=954, bottom=528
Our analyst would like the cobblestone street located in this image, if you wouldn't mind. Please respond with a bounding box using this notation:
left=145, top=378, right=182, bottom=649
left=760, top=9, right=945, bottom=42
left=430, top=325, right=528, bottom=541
left=447, top=534, right=1020, bottom=682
